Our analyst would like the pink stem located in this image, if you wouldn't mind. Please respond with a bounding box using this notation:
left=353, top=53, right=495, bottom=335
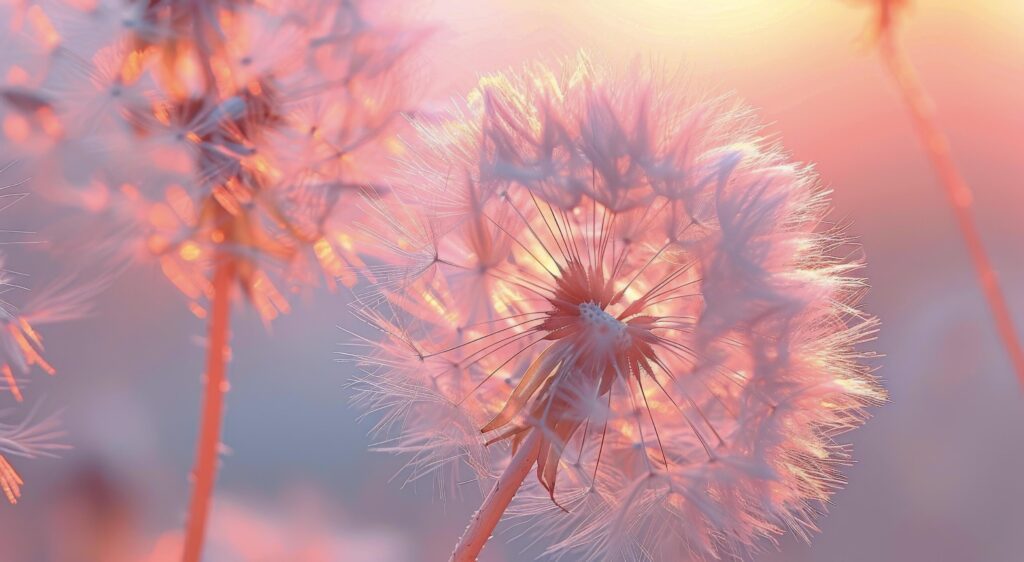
left=878, top=28, right=1024, bottom=387
left=451, top=430, right=542, bottom=562
left=182, top=252, right=235, bottom=562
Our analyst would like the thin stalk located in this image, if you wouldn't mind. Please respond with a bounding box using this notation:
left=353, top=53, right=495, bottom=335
left=451, top=429, right=542, bottom=562
left=878, top=28, right=1024, bottom=386
left=182, top=251, right=236, bottom=562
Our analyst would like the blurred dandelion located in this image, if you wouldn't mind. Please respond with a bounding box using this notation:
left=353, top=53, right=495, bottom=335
left=350, top=55, right=885, bottom=560
left=0, top=404, right=66, bottom=504
left=852, top=0, right=1024, bottom=386
left=1, top=0, right=425, bottom=557
left=1, top=163, right=94, bottom=504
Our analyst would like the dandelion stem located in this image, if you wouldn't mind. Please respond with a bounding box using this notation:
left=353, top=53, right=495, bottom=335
left=878, top=28, right=1024, bottom=387
left=182, top=252, right=236, bottom=562
left=451, top=430, right=542, bottom=562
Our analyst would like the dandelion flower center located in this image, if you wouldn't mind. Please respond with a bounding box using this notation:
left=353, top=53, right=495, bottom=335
left=577, top=302, right=630, bottom=348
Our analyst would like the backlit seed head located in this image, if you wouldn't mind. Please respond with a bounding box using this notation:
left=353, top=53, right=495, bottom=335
left=1, top=0, right=427, bottom=322
left=351, top=55, right=884, bottom=560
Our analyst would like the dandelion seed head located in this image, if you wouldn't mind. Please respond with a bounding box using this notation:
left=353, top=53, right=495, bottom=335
left=353, top=55, right=884, bottom=560
left=2, top=0, right=426, bottom=321
left=0, top=403, right=68, bottom=503
left=0, top=163, right=76, bottom=503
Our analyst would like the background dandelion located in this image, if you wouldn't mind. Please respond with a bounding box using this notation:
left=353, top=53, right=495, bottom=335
left=0, top=162, right=106, bottom=506
left=1, top=0, right=425, bottom=558
left=351, top=57, right=885, bottom=560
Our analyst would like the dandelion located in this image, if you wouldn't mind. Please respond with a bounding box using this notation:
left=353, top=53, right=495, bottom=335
left=2, top=0, right=424, bottom=556
left=852, top=0, right=1024, bottom=385
left=0, top=261, right=108, bottom=402
left=0, top=162, right=97, bottom=504
left=351, top=56, right=884, bottom=560
left=0, top=403, right=66, bottom=504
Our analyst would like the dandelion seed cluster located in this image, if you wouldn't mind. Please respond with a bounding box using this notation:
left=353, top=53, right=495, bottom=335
left=0, top=0, right=423, bottom=512
left=0, top=165, right=71, bottom=504
left=352, top=57, right=884, bottom=560
left=0, top=0, right=424, bottom=321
